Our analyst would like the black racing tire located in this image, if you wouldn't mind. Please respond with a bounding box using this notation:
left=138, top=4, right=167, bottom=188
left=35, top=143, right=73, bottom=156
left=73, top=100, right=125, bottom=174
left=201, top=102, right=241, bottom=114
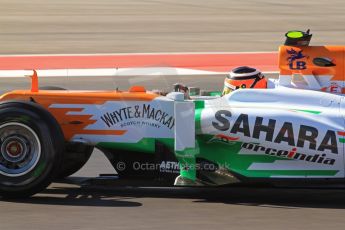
left=39, top=86, right=66, bottom=90
left=56, top=143, right=94, bottom=179
left=39, top=86, right=94, bottom=179
left=0, top=101, right=64, bottom=198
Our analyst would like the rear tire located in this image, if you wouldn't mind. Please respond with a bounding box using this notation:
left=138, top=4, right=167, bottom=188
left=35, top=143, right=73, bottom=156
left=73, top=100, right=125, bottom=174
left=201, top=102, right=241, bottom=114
left=0, top=101, right=64, bottom=198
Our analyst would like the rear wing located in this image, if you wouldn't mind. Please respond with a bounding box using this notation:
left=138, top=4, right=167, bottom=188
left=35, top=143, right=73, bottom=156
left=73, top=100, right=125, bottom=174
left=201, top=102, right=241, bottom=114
left=278, top=45, right=345, bottom=93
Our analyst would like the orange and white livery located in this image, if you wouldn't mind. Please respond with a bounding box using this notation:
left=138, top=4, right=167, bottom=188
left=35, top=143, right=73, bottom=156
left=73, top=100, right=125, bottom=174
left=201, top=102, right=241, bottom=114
left=2, top=31, right=345, bottom=199
left=278, top=45, right=345, bottom=93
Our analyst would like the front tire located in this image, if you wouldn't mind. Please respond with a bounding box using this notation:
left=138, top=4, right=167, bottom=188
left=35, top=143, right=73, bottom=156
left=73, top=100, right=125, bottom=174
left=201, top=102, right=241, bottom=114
left=0, top=101, right=64, bottom=198
left=39, top=86, right=94, bottom=179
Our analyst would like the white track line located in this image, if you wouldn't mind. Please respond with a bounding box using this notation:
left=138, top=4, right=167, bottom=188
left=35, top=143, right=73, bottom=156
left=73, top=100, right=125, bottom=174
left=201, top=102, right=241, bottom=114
left=0, top=68, right=279, bottom=78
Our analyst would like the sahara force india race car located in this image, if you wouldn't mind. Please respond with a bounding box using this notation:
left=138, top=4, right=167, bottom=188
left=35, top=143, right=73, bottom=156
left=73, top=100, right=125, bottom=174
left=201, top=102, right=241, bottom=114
left=1, top=31, right=345, bottom=198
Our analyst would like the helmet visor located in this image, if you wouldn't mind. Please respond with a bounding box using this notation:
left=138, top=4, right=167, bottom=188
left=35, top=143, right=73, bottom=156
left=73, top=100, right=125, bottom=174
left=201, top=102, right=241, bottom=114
left=222, top=81, right=237, bottom=95
left=222, top=86, right=233, bottom=95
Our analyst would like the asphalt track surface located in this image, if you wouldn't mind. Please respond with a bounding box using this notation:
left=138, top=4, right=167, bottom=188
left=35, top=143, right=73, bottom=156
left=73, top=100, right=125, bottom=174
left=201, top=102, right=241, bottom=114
left=1, top=0, right=345, bottom=54
left=2, top=0, right=345, bottom=230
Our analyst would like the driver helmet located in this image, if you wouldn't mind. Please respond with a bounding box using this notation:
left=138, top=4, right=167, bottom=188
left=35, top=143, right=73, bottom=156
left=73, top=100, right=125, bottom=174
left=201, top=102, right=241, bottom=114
left=222, top=66, right=267, bottom=95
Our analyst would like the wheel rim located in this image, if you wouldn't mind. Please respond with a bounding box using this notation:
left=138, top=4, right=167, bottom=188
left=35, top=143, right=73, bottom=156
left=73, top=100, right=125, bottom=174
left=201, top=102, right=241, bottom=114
left=0, top=122, right=41, bottom=177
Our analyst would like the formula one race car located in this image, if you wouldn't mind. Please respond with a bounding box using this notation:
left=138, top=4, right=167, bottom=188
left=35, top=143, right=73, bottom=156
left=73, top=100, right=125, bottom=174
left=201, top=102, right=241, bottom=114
left=1, top=31, right=345, bottom=198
